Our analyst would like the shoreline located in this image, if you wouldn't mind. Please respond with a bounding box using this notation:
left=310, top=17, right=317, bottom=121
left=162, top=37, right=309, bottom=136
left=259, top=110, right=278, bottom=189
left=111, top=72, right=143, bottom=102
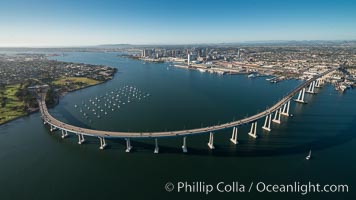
left=127, top=56, right=299, bottom=80
left=0, top=108, right=39, bottom=126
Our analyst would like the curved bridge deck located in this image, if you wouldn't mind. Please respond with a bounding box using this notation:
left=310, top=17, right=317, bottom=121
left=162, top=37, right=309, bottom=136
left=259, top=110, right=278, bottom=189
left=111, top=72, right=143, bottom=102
left=38, top=68, right=337, bottom=138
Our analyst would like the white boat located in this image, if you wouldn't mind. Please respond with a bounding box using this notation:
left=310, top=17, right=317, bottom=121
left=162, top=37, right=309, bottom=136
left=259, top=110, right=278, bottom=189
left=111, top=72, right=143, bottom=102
left=248, top=74, right=257, bottom=78
left=306, top=150, right=312, bottom=160
left=197, top=68, right=207, bottom=73
left=340, top=84, right=347, bottom=92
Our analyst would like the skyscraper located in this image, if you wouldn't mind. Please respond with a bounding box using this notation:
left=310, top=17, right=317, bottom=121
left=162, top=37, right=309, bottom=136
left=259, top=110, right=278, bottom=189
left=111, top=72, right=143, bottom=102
left=188, top=54, right=191, bottom=66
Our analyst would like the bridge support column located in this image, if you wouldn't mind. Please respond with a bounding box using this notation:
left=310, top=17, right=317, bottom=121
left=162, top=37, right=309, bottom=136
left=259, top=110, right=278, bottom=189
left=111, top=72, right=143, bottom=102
left=182, top=137, right=188, bottom=153
left=320, top=79, right=325, bottom=85
left=272, top=108, right=282, bottom=124
left=99, top=137, right=107, bottom=150
left=262, top=114, right=272, bottom=132
left=315, top=79, right=321, bottom=88
left=281, top=101, right=290, bottom=117
left=248, top=122, right=258, bottom=139
left=230, top=127, right=238, bottom=144
left=77, top=134, right=85, bottom=144
left=154, top=138, right=159, bottom=154
left=208, top=132, right=215, bottom=149
left=294, top=88, right=306, bottom=103
left=61, top=130, right=69, bottom=139
left=306, top=81, right=316, bottom=94
left=51, top=126, right=58, bottom=132
left=125, top=138, right=132, bottom=153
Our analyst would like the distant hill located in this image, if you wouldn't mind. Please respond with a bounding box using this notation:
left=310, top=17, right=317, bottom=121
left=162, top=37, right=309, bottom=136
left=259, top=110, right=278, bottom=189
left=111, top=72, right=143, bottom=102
left=95, top=44, right=133, bottom=48
left=94, top=40, right=356, bottom=48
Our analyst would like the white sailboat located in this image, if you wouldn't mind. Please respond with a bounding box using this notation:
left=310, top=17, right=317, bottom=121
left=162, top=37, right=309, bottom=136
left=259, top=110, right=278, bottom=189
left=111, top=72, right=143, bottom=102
left=306, top=150, right=312, bottom=160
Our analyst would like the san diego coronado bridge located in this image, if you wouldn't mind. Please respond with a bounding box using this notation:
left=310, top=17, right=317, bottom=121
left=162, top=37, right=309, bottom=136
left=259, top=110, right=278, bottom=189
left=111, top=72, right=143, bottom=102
left=33, top=67, right=338, bottom=154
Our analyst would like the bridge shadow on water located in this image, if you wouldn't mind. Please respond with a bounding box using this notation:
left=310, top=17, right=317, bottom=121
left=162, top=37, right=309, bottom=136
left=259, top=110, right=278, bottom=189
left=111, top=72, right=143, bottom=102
left=102, top=116, right=356, bottom=158
left=48, top=100, right=356, bottom=158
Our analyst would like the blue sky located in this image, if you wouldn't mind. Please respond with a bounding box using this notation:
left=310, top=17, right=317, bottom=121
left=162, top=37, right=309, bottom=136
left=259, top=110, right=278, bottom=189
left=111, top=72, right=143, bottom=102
left=0, top=0, right=355, bottom=46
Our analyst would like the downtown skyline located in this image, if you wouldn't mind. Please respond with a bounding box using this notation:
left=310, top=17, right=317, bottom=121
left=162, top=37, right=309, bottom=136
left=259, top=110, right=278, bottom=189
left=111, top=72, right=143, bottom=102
left=0, top=0, right=356, bottom=47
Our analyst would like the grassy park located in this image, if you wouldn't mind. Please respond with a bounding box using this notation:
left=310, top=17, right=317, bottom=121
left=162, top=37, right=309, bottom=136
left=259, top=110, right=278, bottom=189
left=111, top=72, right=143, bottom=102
left=0, top=84, right=26, bottom=124
left=52, top=77, right=100, bottom=91
left=0, top=77, right=105, bottom=125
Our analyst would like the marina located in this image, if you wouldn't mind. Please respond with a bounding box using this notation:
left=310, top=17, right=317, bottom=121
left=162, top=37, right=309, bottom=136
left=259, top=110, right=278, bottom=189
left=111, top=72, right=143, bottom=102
left=72, top=85, right=150, bottom=123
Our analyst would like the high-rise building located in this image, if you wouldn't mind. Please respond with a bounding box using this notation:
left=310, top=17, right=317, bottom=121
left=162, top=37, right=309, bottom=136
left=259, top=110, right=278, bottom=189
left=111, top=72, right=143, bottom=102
left=142, top=49, right=151, bottom=58
left=188, top=54, right=191, bottom=66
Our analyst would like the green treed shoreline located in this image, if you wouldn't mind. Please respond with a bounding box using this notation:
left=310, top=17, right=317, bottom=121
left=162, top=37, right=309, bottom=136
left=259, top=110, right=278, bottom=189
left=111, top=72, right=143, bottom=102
left=0, top=76, right=111, bottom=125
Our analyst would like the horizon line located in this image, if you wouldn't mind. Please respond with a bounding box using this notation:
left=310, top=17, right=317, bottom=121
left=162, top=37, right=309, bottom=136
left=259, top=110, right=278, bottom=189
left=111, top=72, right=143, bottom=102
left=1, top=39, right=356, bottom=48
